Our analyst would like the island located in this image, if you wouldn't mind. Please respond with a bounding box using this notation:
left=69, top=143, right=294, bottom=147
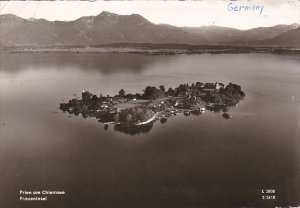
left=60, top=82, right=245, bottom=134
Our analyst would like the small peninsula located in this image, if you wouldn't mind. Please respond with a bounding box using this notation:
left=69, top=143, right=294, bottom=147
left=60, top=82, right=245, bottom=134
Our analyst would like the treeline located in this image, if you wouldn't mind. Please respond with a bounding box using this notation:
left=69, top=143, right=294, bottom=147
left=204, top=83, right=245, bottom=104
left=98, top=107, right=155, bottom=123
left=122, top=82, right=245, bottom=104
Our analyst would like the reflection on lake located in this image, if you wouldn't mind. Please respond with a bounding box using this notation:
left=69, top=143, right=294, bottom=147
left=0, top=52, right=299, bottom=207
left=113, top=122, right=154, bottom=135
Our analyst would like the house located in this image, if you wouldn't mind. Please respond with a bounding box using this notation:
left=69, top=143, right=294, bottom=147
left=109, top=108, right=121, bottom=114
left=202, top=82, right=224, bottom=92
left=215, top=82, right=224, bottom=91
left=100, top=104, right=108, bottom=109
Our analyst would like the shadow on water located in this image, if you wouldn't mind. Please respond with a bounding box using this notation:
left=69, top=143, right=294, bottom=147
left=113, top=122, right=154, bottom=135
left=0, top=52, right=169, bottom=75
left=160, top=117, right=168, bottom=124
left=62, top=106, right=217, bottom=135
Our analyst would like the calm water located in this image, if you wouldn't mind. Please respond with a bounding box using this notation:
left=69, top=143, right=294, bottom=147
left=0, top=52, right=299, bottom=207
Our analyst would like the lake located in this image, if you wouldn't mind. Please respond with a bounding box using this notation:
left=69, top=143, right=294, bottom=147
left=0, top=52, right=299, bottom=207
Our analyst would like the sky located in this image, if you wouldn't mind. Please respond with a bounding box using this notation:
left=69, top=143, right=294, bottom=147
left=0, top=0, right=299, bottom=30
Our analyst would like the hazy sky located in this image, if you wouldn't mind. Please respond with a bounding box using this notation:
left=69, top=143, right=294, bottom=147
left=0, top=0, right=299, bottom=29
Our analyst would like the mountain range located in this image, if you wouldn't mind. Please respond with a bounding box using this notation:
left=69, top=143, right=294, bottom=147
left=0, top=12, right=299, bottom=47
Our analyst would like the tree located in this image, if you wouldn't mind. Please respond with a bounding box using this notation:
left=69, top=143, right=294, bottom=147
left=150, top=89, right=165, bottom=100
left=159, top=85, right=165, bottom=92
left=143, top=86, right=157, bottom=99
left=167, top=88, right=174, bottom=96
left=125, top=113, right=133, bottom=122
left=119, top=89, right=125, bottom=97
left=92, top=95, right=98, bottom=102
left=113, top=114, right=120, bottom=122
left=82, top=91, right=92, bottom=100
left=140, top=109, right=154, bottom=122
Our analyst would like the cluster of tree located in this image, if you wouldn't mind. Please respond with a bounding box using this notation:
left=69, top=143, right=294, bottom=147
left=217, top=83, right=244, bottom=103
left=182, top=96, right=205, bottom=109
left=116, top=82, right=243, bottom=103
left=97, top=107, right=155, bottom=123
left=96, top=109, right=115, bottom=123
left=82, top=91, right=93, bottom=100
left=203, top=83, right=245, bottom=104
left=118, top=87, right=165, bottom=101
left=162, top=82, right=212, bottom=98
left=117, top=107, right=155, bottom=123
left=118, top=86, right=167, bottom=100
left=60, top=91, right=109, bottom=115
left=141, top=86, right=166, bottom=100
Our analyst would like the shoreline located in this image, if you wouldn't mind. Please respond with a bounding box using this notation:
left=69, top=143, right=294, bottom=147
left=135, top=112, right=159, bottom=126
left=1, top=45, right=300, bottom=55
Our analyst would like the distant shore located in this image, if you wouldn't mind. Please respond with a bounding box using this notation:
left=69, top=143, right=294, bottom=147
left=1, top=43, right=300, bottom=55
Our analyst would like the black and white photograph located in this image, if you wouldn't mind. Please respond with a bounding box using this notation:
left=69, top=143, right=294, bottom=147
left=0, top=0, right=299, bottom=207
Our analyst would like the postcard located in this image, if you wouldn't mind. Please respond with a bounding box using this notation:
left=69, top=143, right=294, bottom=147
left=0, top=0, right=299, bottom=207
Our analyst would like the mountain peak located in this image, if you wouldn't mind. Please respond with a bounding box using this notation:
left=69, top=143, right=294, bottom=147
left=98, top=11, right=118, bottom=17
left=130, top=13, right=143, bottom=17
left=128, top=13, right=152, bottom=25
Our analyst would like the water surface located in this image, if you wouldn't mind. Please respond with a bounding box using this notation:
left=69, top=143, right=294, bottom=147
left=0, top=52, right=299, bottom=207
